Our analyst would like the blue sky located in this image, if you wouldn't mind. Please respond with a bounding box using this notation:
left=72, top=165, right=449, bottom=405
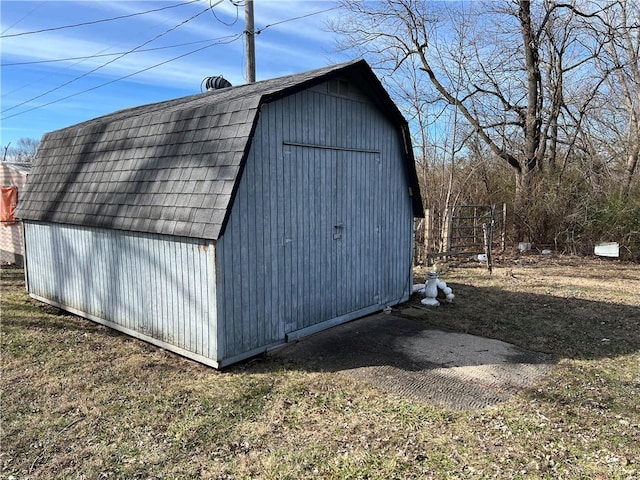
left=0, top=0, right=347, bottom=147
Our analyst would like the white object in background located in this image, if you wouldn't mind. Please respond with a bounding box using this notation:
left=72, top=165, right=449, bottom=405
left=421, top=271, right=440, bottom=306
left=594, top=242, right=619, bottom=258
left=518, top=242, right=531, bottom=251
left=541, top=249, right=552, bottom=255
left=477, top=253, right=488, bottom=261
left=412, top=283, right=425, bottom=294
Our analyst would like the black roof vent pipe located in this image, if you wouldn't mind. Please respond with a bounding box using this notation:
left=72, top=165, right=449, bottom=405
left=203, top=76, right=232, bottom=91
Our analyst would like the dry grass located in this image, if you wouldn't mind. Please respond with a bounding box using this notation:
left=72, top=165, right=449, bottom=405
left=1, top=255, right=639, bottom=479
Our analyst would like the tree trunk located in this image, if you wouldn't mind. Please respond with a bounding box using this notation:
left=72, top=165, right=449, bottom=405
left=519, top=0, right=542, bottom=176
left=622, top=147, right=639, bottom=198
left=514, top=168, right=534, bottom=242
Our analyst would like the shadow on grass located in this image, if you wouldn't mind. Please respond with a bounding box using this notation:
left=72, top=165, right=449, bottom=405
left=229, top=283, right=638, bottom=408
left=401, top=283, right=640, bottom=360
left=244, top=282, right=639, bottom=379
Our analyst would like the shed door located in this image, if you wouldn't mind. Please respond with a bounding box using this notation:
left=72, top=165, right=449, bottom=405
left=280, top=144, right=382, bottom=335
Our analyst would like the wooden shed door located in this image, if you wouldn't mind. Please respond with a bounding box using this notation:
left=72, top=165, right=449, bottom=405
left=281, top=143, right=382, bottom=335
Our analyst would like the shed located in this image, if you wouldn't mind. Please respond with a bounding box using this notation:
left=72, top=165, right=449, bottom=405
left=1, top=162, right=31, bottom=266
left=17, top=59, right=424, bottom=368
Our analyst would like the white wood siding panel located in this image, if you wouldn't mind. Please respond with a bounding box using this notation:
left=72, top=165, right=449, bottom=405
left=24, top=221, right=218, bottom=362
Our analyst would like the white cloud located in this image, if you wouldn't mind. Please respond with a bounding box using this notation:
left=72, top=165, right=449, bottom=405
left=1, top=0, right=342, bottom=87
left=1, top=28, right=245, bottom=89
left=0, top=0, right=348, bottom=145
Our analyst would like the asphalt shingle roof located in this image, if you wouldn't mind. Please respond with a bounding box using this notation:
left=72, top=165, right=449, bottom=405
left=17, top=59, right=423, bottom=240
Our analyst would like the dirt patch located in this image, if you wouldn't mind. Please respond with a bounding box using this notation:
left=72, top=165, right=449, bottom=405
left=271, top=312, right=554, bottom=410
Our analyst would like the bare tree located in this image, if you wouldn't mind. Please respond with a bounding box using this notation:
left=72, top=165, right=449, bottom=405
left=591, top=0, right=639, bottom=198
left=332, top=0, right=607, bottom=240
left=2, top=138, right=39, bottom=165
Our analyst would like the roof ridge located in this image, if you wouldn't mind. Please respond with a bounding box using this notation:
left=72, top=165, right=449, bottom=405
left=51, top=59, right=367, bottom=134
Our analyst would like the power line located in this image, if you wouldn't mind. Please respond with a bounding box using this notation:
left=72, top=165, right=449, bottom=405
left=2, top=5, right=343, bottom=68
left=0, top=0, right=204, bottom=38
left=2, top=5, right=214, bottom=115
left=1, top=33, right=244, bottom=121
left=1, top=38, right=224, bottom=67
left=1, top=0, right=47, bottom=36
left=1, top=44, right=116, bottom=99
left=211, top=0, right=239, bottom=26
left=254, top=6, right=340, bottom=35
left=2, top=3, right=342, bottom=120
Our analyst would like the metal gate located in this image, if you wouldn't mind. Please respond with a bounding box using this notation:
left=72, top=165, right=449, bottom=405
left=422, top=203, right=506, bottom=272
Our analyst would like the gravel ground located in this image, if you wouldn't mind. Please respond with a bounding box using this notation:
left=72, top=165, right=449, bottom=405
left=271, top=311, right=554, bottom=410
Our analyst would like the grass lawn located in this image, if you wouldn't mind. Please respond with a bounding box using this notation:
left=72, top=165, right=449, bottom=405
left=1, top=255, right=639, bottom=479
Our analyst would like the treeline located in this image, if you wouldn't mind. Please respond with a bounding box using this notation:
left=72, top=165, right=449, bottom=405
left=420, top=152, right=639, bottom=259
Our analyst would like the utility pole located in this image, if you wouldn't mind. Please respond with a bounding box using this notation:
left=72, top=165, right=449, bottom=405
left=245, top=0, right=255, bottom=83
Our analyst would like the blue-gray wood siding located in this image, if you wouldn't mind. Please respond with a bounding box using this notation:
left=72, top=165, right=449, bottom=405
left=24, top=221, right=218, bottom=363
left=216, top=80, right=415, bottom=360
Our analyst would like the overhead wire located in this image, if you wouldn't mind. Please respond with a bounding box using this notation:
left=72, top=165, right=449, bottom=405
left=1, top=38, right=226, bottom=67
left=2, top=33, right=243, bottom=121
left=1, top=0, right=48, bottom=36
left=2, top=2, right=341, bottom=120
left=1, top=44, right=116, bottom=99
left=2, top=4, right=214, bottom=115
left=2, top=4, right=339, bottom=67
left=0, top=0, right=204, bottom=38
left=254, top=6, right=340, bottom=35
left=211, top=0, right=239, bottom=26
left=238, top=5, right=340, bottom=81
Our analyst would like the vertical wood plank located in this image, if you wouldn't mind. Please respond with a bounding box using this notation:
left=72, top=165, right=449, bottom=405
left=23, top=222, right=217, bottom=359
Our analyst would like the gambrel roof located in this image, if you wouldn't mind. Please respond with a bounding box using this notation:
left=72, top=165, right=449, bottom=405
left=17, top=59, right=423, bottom=240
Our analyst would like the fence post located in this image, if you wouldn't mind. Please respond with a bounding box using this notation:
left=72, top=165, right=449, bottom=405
left=482, top=221, right=493, bottom=274
left=423, top=208, right=430, bottom=264
left=500, top=202, right=507, bottom=252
